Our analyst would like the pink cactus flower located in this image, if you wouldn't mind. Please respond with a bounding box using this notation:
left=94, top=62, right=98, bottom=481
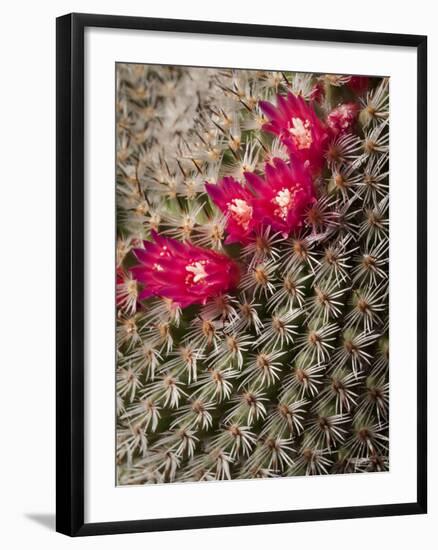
left=205, top=177, right=258, bottom=244
left=347, top=75, right=370, bottom=94
left=244, top=158, right=316, bottom=238
left=259, top=92, right=328, bottom=174
left=327, top=102, right=359, bottom=136
left=130, top=232, right=240, bottom=308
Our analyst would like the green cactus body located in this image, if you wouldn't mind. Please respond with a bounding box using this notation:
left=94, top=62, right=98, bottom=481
left=116, top=64, right=389, bottom=484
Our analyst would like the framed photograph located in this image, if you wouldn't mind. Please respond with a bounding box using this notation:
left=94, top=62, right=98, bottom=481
left=56, top=13, right=427, bottom=536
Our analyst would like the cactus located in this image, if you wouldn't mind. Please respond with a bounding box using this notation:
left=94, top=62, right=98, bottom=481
left=116, top=64, right=389, bottom=484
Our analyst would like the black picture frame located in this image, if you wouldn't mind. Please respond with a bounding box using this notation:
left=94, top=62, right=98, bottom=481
left=56, top=12, right=427, bottom=537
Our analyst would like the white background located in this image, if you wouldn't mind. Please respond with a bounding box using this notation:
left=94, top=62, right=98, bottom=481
left=0, top=0, right=434, bottom=548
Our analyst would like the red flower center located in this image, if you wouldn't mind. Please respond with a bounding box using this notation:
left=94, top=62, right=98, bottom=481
left=288, top=117, right=313, bottom=149
left=271, top=186, right=303, bottom=220
left=185, top=260, right=208, bottom=286
left=227, top=198, right=253, bottom=230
